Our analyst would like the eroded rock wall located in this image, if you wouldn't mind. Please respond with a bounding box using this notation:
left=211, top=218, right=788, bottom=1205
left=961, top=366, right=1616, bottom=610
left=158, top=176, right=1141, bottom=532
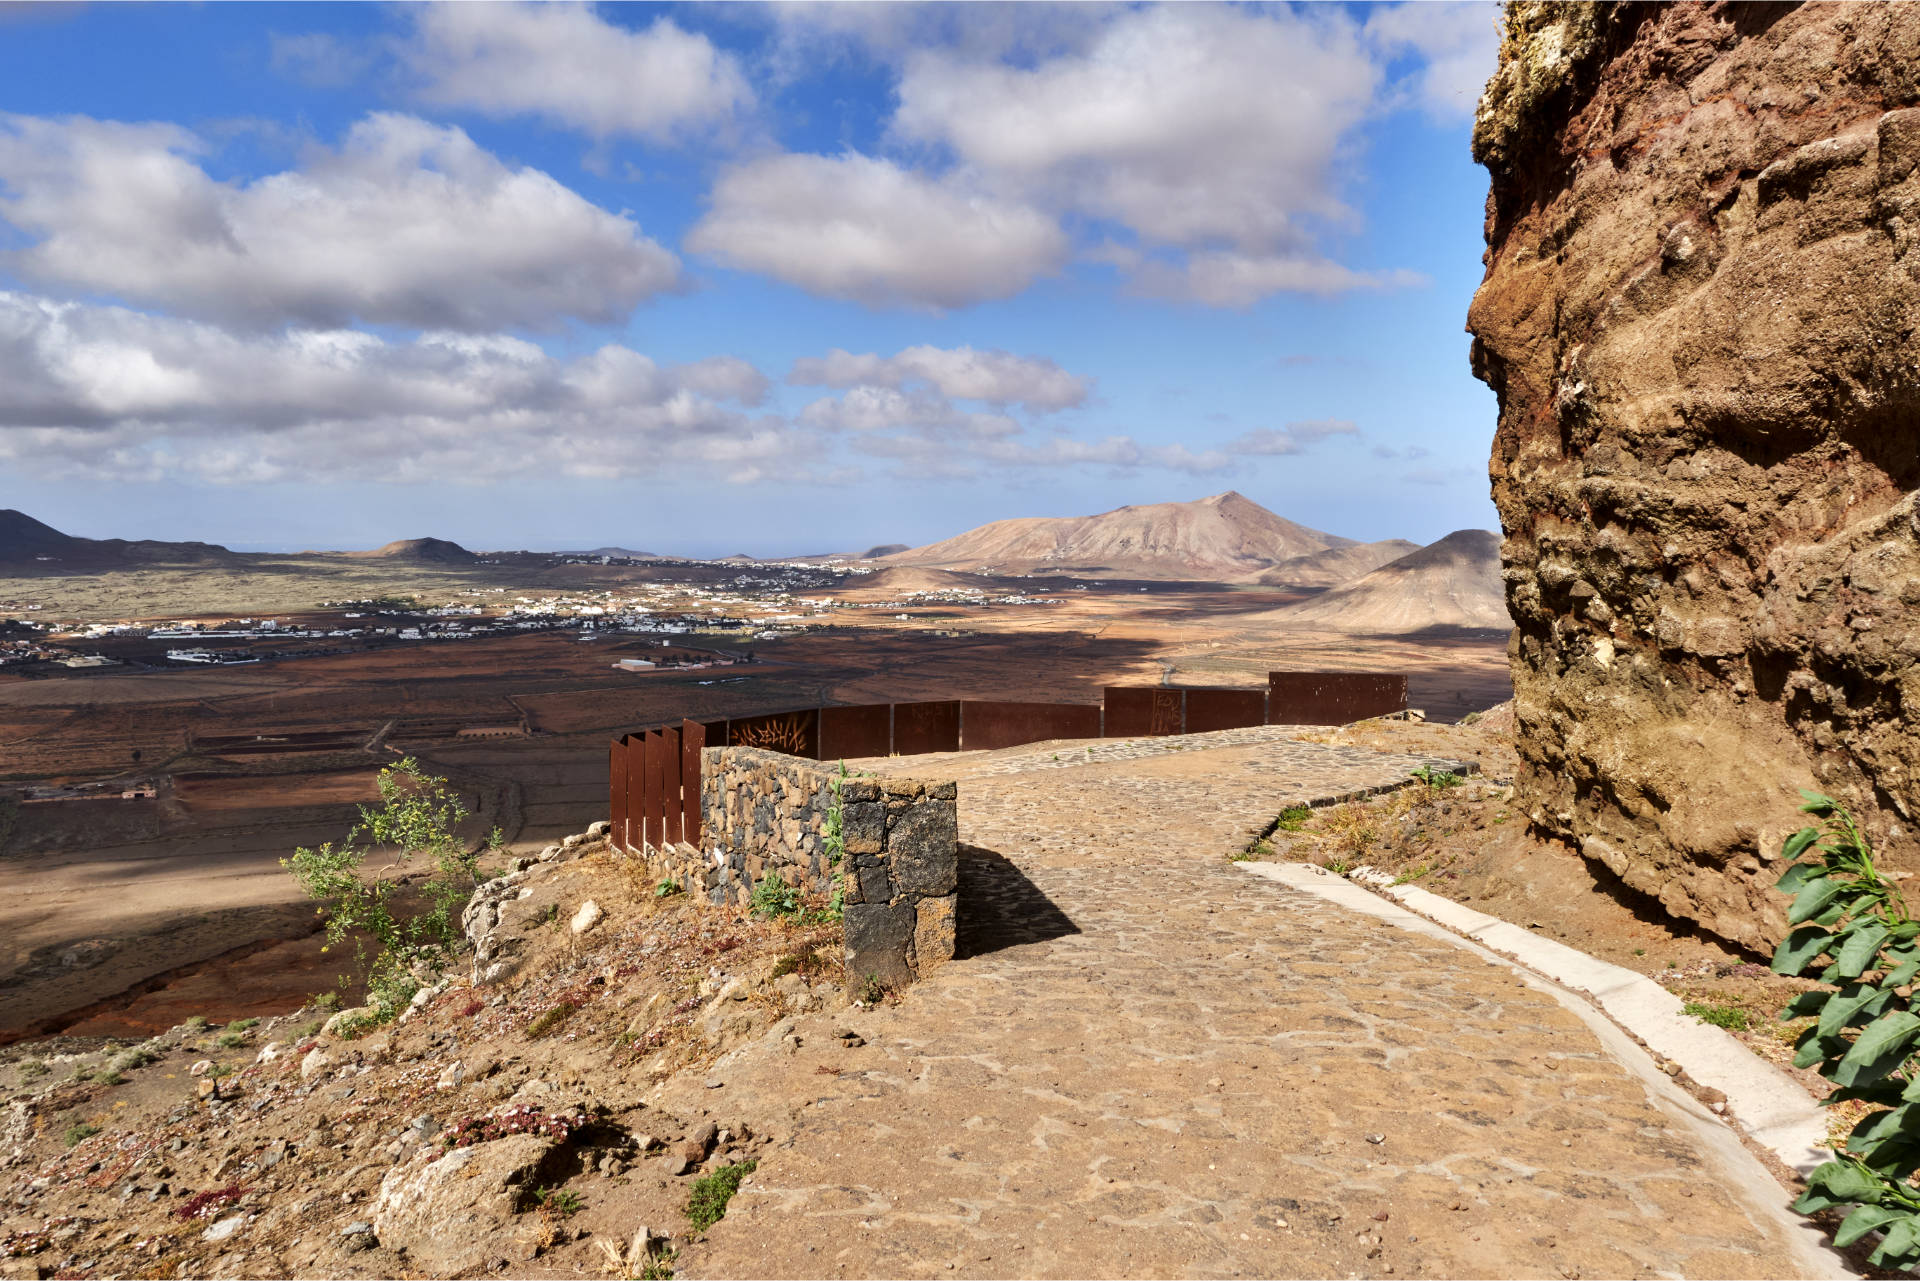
left=1468, top=2, right=1920, bottom=950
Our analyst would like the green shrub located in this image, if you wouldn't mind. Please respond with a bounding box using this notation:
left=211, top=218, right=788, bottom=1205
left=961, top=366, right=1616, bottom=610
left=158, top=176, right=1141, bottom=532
left=533, top=1186, right=582, bottom=1216
left=1683, top=1001, right=1751, bottom=1032
left=654, top=878, right=683, bottom=899
left=282, top=758, right=499, bottom=1021
left=750, top=872, right=803, bottom=920
left=225, top=1017, right=259, bottom=1032
left=313, top=992, right=341, bottom=1013
left=181, top=1015, right=210, bottom=1031
left=216, top=1032, right=245, bottom=1049
left=1770, top=790, right=1920, bottom=1269
left=1274, top=805, right=1313, bottom=833
left=63, top=1123, right=100, bottom=1147
left=1411, top=765, right=1464, bottom=790
left=17, top=1059, right=48, bottom=1080
left=685, top=1161, right=756, bottom=1232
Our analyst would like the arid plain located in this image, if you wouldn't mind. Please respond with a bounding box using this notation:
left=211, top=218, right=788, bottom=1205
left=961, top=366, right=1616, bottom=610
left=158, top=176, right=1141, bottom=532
left=0, top=543, right=1510, bottom=1043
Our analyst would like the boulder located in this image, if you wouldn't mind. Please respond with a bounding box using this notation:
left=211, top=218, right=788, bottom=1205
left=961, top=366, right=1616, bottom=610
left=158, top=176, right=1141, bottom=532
left=570, top=901, right=604, bottom=935
left=370, top=1136, right=559, bottom=1274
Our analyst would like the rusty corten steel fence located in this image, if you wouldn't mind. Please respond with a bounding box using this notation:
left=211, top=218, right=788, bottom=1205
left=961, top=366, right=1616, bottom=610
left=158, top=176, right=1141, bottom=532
left=607, top=672, right=1407, bottom=853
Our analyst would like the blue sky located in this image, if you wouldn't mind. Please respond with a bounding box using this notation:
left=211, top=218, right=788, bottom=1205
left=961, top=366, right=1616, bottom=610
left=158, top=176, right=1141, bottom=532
left=0, top=1, right=1499, bottom=556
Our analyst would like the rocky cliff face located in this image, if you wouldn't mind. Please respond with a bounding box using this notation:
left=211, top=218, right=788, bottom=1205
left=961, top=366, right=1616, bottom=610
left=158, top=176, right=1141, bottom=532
left=1468, top=3, right=1920, bottom=950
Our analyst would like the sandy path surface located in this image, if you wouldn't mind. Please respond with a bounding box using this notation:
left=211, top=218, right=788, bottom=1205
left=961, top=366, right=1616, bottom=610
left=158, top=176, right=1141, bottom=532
left=668, top=734, right=1831, bottom=1280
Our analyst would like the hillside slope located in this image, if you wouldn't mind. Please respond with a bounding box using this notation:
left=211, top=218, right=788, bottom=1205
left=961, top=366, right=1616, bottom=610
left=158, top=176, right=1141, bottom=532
left=344, top=537, right=477, bottom=565
left=0, top=509, right=234, bottom=572
left=1269, top=529, right=1508, bottom=631
left=1257, top=538, right=1421, bottom=588
left=882, top=491, right=1350, bottom=581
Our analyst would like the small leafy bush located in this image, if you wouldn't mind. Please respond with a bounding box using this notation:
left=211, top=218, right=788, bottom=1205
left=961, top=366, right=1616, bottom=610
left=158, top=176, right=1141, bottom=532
left=1274, top=805, right=1312, bottom=833
left=282, top=757, right=500, bottom=1024
left=750, top=872, right=803, bottom=920
left=685, top=1160, right=757, bottom=1232
left=63, top=1122, right=100, bottom=1147
left=313, top=992, right=341, bottom=1013
left=655, top=878, right=684, bottom=899
left=1770, top=790, right=1920, bottom=1268
left=533, top=1186, right=583, bottom=1216
left=226, top=1017, right=259, bottom=1031
left=1411, top=765, right=1464, bottom=790
left=181, top=1015, right=210, bottom=1031
left=216, top=1032, right=245, bottom=1049
left=1683, top=1001, right=1751, bottom=1032
left=17, top=1059, right=47, bottom=1080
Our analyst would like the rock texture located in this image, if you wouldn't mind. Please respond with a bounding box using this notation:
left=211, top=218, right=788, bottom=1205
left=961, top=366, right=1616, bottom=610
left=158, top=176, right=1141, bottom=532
left=1467, top=3, right=1920, bottom=949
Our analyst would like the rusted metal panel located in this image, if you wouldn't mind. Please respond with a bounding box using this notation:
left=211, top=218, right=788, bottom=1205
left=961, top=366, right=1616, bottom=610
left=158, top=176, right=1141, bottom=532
left=662, top=725, right=684, bottom=846
left=1103, top=687, right=1184, bottom=737
left=1267, top=671, right=1408, bottom=725
left=726, top=708, right=820, bottom=759
left=681, top=719, right=706, bottom=847
left=960, top=701, right=1102, bottom=751
left=1184, top=687, right=1268, bottom=734
left=892, top=700, right=960, bottom=755
left=647, top=728, right=670, bottom=848
left=819, top=704, right=892, bottom=761
left=625, top=733, right=646, bottom=850
left=609, top=738, right=628, bottom=852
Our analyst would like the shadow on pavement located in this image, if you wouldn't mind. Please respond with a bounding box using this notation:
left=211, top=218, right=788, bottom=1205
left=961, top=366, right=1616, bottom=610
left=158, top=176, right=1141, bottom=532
left=955, top=843, right=1080, bottom=959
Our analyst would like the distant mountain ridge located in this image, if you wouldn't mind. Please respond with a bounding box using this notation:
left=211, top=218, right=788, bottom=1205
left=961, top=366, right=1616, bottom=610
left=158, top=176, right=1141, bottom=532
left=0, top=509, right=234, bottom=571
left=1272, top=529, right=1508, bottom=631
left=879, top=491, right=1356, bottom=582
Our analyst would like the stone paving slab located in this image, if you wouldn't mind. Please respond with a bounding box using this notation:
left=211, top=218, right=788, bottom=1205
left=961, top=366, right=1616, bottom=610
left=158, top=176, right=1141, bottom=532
left=674, top=734, right=1829, bottom=1280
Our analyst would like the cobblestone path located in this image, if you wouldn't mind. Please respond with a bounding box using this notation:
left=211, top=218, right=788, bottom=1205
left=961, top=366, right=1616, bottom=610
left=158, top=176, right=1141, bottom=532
left=673, top=736, right=1831, bottom=1280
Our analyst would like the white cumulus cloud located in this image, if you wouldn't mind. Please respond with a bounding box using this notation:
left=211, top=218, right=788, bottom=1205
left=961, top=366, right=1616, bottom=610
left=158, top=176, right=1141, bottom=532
left=685, top=151, right=1068, bottom=309
left=0, top=292, right=797, bottom=484
left=0, top=112, right=684, bottom=332
left=405, top=3, right=752, bottom=141
left=787, top=345, right=1088, bottom=411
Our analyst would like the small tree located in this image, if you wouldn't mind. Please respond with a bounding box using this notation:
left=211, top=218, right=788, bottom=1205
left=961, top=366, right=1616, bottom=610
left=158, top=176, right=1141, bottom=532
left=283, top=757, right=500, bottom=1020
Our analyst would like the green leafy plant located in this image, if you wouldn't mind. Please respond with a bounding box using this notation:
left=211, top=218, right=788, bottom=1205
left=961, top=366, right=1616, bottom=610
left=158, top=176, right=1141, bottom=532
left=226, top=1018, right=259, bottom=1031
left=750, top=871, right=803, bottom=920
left=1769, top=790, right=1920, bottom=1268
left=859, top=973, right=888, bottom=1005
left=1683, top=1001, right=1751, bottom=1032
left=655, top=877, right=684, bottom=899
left=685, top=1161, right=757, bottom=1232
left=312, top=992, right=341, bottom=1013
left=1392, top=863, right=1433, bottom=886
left=282, top=757, right=500, bottom=1025
left=17, top=1059, right=48, bottom=1080
left=216, top=1031, right=245, bottom=1049
left=639, top=1249, right=679, bottom=1280
left=533, top=1185, right=582, bottom=1216
left=1411, top=765, right=1464, bottom=790
left=92, top=1068, right=124, bottom=1086
left=182, top=1015, right=210, bottom=1031
left=63, top=1122, right=100, bottom=1147
left=1274, top=805, right=1313, bottom=833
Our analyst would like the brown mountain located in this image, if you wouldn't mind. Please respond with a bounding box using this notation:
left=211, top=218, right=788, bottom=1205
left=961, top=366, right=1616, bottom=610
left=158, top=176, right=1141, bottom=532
left=881, top=491, right=1354, bottom=582
left=0, top=509, right=234, bottom=572
left=1268, top=530, right=1508, bottom=632
left=1256, top=539, right=1421, bottom=588
left=344, top=537, right=477, bottom=565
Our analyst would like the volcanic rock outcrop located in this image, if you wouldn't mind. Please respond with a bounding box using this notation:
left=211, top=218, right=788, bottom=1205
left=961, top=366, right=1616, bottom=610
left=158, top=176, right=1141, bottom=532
left=1468, top=2, right=1920, bottom=949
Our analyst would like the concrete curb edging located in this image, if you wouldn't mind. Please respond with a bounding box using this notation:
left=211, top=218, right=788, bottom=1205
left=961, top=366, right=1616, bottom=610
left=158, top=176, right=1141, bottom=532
left=1237, top=860, right=1852, bottom=1280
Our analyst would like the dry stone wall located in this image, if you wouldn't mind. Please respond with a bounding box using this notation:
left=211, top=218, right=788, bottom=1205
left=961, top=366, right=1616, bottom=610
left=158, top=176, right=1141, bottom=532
left=636, top=746, right=957, bottom=989
left=1469, top=3, right=1920, bottom=949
